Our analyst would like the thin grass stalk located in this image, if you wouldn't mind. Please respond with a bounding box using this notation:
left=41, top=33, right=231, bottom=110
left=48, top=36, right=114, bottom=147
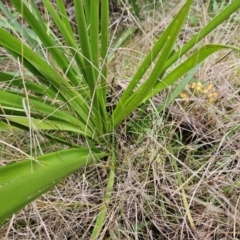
left=2, top=49, right=53, bottom=93
left=90, top=154, right=116, bottom=240
left=0, top=72, right=59, bottom=100
left=107, top=26, right=137, bottom=61
left=170, top=146, right=195, bottom=228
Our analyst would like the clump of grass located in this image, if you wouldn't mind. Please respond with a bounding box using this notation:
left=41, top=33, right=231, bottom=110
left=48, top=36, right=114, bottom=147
left=1, top=1, right=240, bottom=239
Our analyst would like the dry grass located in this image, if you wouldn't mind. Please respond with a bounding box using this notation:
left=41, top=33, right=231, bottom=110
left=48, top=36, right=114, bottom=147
left=1, top=0, right=240, bottom=239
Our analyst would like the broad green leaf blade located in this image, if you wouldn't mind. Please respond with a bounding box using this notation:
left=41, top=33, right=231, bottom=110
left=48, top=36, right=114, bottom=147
left=89, top=0, right=107, bottom=134
left=28, top=0, right=46, bottom=29
left=83, top=0, right=90, bottom=25
left=113, top=0, right=193, bottom=127
left=0, top=120, right=75, bottom=147
left=0, top=72, right=61, bottom=100
left=0, top=28, right=67, bottom=89
left=113, top=0, right=240, bottom=127
left=0, top=90, right=93, bottom=137
left=0, top=72, right=21, bottom=82
left=101, top=0, right=109, bottom=84
left=0, top=28, right=96, bottom=130
left=74, top=0, right=96, bottom=93
left=0, top=148, right=107, bottom=223
left=113, top=22, right=170, bottom=111
left=0, top=51, right=58, bottom=95
left=113, top=1, right=191, bottom=113
left=3, top=115, right=90, bottom=136
left=90, top=1, right=99, bottom=79
left=135, top=63, right=202, bottom=123
left=55, top=0, right=74, bottom=36
left=99, top=0, right=110, bottom=133
left=0, top=121, right=16, bottom=130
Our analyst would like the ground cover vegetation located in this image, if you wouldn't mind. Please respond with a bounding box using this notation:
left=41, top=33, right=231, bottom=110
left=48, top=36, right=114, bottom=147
left=0, top=0, right=240, bottom=239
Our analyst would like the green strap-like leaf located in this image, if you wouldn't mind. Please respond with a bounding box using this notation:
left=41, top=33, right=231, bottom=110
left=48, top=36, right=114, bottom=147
left=0, top=72, right=61, bottom=101
left=0, top=28, right=97, bottom=130
left=113, top=44, right=237, bottom=127
left=74, top=0, right=106, bottom=135
left=99, top=0, right=110, bottom=133
left=113, top=0, right=193, bottom=127
left=2, top=115, right=91, bottom=136
left=0, top=148, right=107, bottom=223
left=0, top=90, right=93, bottom=137
left=74, top=0, right=96, bottom=93
left=55, top=0, right=74, bottom=37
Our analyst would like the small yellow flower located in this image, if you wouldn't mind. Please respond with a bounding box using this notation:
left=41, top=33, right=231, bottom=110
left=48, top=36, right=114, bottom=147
left=180, top=81, right=218, bottom=106
left=207, top=91, right=218, bottom=98
left=207, top=83, right=214, bottom=91
left=208, top=98, right=214, bottom=104
left=196, top=82, right=203, bottom=87
left=180, top=93, right=190, bottom=102
left=191, top=82, right=196, bottom=89
left=207, top=91, right=218, bottom=103
left=195, top=82, right=203, bottom=91
left=180, top=93, right=186, bottom=98
left=203, top=83, right=213, bottom=94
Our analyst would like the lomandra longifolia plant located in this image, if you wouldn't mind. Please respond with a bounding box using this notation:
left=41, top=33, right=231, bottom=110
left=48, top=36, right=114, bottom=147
left=0, top=0, right=239, bottom=238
